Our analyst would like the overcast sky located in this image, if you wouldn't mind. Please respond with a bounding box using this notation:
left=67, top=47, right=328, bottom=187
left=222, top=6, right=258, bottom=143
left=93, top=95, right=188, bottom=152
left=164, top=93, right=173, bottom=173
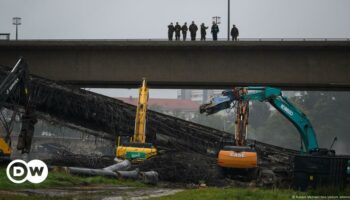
left=1, top=0, right=350, bottom=40
left=1, top=0, right=350, bottom=98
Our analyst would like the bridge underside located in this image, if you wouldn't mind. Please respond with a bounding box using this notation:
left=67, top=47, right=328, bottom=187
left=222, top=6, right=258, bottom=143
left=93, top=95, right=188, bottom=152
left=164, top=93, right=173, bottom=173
left=0, top=40, right=349, bottom=89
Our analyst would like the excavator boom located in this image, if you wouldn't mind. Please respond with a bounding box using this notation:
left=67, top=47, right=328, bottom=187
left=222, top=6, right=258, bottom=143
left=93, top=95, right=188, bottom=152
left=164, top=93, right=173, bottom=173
left=116, top=79, right=156, bottom=161
left=200, top=87, right=321, bottom=153
left=133, top=79, right=148, bottom=143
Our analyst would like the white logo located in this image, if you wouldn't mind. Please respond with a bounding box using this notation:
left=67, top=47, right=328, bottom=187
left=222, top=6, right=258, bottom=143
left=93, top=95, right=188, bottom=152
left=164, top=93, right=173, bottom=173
left=281, top=105, right=294, bottom=116
left=230, top=152, right=246, bottom=158
left=6, top=159, right=48, bottom=184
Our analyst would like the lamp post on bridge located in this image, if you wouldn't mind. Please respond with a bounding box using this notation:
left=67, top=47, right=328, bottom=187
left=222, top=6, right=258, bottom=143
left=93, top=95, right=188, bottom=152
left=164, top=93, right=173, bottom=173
left=12, top=17, right=22, bottom=40
left=227, top=0, right=230, bottom=41
left=212, top=16, right=221, bottom=25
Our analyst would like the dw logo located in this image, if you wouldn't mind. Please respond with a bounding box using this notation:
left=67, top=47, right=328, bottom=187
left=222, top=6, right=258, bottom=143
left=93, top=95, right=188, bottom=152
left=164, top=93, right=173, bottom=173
left=6, top=159, right=48, bottom=184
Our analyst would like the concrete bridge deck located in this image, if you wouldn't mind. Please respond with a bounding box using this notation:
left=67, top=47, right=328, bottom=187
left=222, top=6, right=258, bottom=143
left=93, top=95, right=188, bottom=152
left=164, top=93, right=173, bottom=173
left=0, top=40, right=349, bottom=89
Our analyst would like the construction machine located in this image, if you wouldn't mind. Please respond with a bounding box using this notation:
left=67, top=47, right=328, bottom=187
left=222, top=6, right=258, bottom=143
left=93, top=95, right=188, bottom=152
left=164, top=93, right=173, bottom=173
left=116, top=79, right=157, bottom=161
left=216, top=88, right=257, bottom=169
left=200, top=87, right=335, bottom=170
left=0, top=138, right=11, bottom=158
left=0, top=58, right=36, bottom=159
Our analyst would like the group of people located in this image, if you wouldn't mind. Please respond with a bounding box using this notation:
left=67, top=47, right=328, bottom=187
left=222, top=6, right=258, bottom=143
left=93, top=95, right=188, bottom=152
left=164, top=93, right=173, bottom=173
left=167, top=21, right=239, bottom=41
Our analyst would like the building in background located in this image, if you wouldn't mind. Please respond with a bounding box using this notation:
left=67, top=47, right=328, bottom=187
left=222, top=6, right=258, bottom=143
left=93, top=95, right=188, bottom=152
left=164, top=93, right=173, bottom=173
left=177, top=89, right=223, bottom=103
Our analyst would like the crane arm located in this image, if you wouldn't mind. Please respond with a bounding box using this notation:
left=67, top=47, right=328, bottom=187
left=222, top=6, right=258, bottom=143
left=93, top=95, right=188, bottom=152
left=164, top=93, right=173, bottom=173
left=133, top=78, right=148, bottom=143
left=200, top=87, right=320, bottom=153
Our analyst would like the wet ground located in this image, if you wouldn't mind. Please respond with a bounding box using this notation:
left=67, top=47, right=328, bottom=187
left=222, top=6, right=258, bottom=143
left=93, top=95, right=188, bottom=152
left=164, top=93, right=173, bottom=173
left=0, top=186, right=183, bottom=200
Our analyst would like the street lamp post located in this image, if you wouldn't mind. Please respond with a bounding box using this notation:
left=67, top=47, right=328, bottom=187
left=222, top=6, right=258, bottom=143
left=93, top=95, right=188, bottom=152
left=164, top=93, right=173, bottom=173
left=212, top=16, right=221, bottom=25
left=12, top=17, right=22, bottom=40
left=228, top=0, right=230, bottom=41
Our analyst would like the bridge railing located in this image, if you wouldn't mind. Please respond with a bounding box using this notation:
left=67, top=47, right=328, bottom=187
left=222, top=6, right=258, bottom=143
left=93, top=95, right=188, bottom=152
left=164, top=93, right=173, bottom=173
left=235, top=38, right=350, bottom=42
left=103, top=38, right=350, bottom=42
left=100, top=38, right=350, bottom=42
left=1, top=38, right=349, bottom=42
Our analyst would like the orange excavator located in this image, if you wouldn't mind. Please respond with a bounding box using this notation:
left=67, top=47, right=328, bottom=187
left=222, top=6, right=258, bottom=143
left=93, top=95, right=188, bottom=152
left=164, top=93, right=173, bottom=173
left=216, top=88, right=257, bottom=169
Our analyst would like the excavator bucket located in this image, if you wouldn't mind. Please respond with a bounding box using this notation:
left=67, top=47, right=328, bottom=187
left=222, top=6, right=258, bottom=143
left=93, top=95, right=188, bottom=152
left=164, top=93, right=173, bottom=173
left=217, top=146, right=257, bottom=169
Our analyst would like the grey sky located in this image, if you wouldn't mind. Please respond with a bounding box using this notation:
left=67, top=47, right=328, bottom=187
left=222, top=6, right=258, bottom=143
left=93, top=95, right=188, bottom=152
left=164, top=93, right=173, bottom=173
left=1, top=0, right=350, bottom=40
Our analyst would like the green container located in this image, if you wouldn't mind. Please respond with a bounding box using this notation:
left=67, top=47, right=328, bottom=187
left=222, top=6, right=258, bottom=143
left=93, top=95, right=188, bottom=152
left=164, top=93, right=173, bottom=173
left=126, top=152, right=146, bottom=159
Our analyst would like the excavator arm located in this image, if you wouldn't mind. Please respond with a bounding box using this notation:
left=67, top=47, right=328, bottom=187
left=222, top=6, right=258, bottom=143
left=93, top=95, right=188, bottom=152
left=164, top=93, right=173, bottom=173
left=200, top=87, right=326, bottom=154
left=116, top=78, right=157, bottom=161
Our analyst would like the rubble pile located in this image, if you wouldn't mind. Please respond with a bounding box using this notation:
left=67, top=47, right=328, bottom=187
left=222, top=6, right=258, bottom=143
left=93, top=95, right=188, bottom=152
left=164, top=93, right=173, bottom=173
left=42, top=143, right=115, bottom=168
left=138, top=151, right=224, bottom=186
left=254, top=141, right=298, bottom=187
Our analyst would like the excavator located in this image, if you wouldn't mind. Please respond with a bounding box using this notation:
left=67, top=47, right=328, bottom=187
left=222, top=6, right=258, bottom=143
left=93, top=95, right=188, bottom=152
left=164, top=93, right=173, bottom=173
left=116, top=79, right=157, bottom=161
left=200, top=86, right=335, bottom=170
left=0, top=58, right=36, bottom=159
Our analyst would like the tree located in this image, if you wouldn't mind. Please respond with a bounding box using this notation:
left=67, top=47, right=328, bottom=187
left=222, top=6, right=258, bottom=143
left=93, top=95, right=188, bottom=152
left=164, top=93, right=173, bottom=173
left=249, top=102, right=271, bottom=129
left=253, top=91, right=350, bottom=154
left=191, top=111, right=235, bottom=133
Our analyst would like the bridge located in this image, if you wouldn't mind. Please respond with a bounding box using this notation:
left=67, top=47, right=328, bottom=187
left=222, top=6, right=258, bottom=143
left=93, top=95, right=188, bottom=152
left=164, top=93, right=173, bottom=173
left=0, top=40, right=349, bottom=89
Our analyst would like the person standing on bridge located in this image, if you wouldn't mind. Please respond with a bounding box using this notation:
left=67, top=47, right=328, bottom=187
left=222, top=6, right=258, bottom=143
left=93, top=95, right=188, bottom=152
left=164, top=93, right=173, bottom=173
left=168, top=23, right=175, bottom=41
left=182, top=22, right=188, bottom=41
left=200, top=23, right=208, bottom=41
left=231, top=24, right=239, bottom=41
left=189, top=21, right=198, bottom=41
left=175, top=22, right=181, bottom=41
left=211, top=22, right=219, bottom=41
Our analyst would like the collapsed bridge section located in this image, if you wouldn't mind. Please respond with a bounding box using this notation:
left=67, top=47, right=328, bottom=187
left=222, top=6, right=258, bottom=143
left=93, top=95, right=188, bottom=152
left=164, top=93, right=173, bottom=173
left=0, top=66, right=228, bottom=155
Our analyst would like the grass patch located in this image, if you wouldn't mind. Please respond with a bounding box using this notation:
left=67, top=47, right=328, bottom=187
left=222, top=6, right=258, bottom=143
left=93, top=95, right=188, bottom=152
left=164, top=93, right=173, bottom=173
left=149, top=186, right=350, bottom=200
left=307, top=186, right=350, bottom=196
left=0, top=167, right=146, bottom=190
left=149, top=188, right=298, bottom=200
left=0, top=195, right=74, bottom=200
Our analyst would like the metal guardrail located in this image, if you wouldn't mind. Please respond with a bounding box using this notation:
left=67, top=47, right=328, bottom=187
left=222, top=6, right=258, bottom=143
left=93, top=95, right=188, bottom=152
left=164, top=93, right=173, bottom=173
left=236, top=38, right=350, bottom=42
left=117, top=38, right=350, bottom=42
left=0, top=38, right=349, bottom=42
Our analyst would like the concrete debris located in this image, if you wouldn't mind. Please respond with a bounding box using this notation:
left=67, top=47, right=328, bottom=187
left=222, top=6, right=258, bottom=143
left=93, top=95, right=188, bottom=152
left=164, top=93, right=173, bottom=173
left=41, top=143, right=115, bottom=168
left=65, top=163, right=158, bottom=185
left=68, top=167, right=118, bottom=178
left=138, top=151, right=224, bottom=186
left=116, top=168, right=140, bottom=180
left=140, top=171, right=159, bottom=185
left=103, top=160, right=131, bottom=172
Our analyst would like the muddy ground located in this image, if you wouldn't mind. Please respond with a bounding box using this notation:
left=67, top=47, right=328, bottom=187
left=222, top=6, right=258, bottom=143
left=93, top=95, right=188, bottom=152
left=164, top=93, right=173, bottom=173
left=0, top=186, right=183, bottom=200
